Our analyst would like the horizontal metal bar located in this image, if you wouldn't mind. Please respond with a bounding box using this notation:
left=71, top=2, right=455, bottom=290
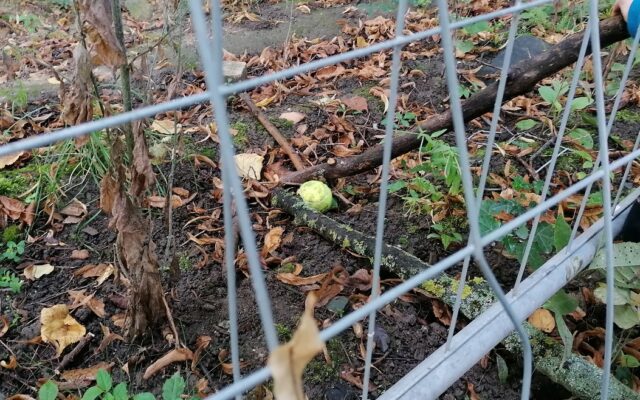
left=377, top=186, right=640, bottom=400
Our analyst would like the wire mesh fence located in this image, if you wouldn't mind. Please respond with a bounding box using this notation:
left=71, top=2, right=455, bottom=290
left=3, top=0, right=640, bottom=398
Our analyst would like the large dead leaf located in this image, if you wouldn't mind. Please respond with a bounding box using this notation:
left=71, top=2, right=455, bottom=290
left=130, top=121, right=156, bottom=199
left=0, top=196, right=25, bottom=220
left=23, top=264, right=55, bottom=281
left=0, top=151, right=24, bottom=169
left=61, top=44, right=93, bottom=129
left=234, top=153, right=264, bottom=180
left=528, top=308, right=555, bottom=333
left=268, top=293, right=324, bottom=400
left=40, top=304, right=86, bottom=356
left=279, top=112, right=305, bottom=124
left=143, top=348, right=194, bottom=380
left=341, top=96, right=368, bottom=112
left=99, top=174, right=118, bottom=214
left=61, top=361, right=113, bottom=387
left=77, top=0, right=126, bottom=68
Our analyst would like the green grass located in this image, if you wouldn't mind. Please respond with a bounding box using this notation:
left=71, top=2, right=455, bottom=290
left=231, top=121, right=249, bottom=149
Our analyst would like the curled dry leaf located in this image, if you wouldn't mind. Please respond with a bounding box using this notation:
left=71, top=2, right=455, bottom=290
left=73, top=263, right=114, bottom=286
left=192, top=335, right=212, bottom=371
left=1, top=355, right=17, bottom=369
left=0, top=315, right=9, bottom=337
left=268, top=293, right=324, bottom=400
left=0, top=196, right=25, bottom=220
left=23, top=264, right=55, bottom=281
left=261, top=227, right=284, bottom=258
left=40, top=304, right=86, bottom=356
left=234, top=153, right=264, bottom=180
left=150, top=119, right=180, bottom=135
left=131, top=120, right=156, bottom=199
left=68, top=290, right=106, bottom=318
left=94, top=324, right=123, bottom=354
left=60, top=199, right=87, bottom=218
left=99, top=174, right=117, bottom=214
left=77, top=0, right=125, bottom=68
left=143, top=348, right=194, bottom=380
left=528, top=308, right=555, bottom=333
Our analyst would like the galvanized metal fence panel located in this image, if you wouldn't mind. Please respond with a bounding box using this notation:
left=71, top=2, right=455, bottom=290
left=3, top=0, right=640, bottom=398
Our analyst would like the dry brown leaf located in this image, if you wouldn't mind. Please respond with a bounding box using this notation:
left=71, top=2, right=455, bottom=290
left=23, top=264, right=55, bottom=281
left=61, top=44, right=93, bottom=128
left=0, top=151, right=24, bottom=169
left=71, top=249, right=90, bottom=260
left=99, top=174, right=117, bottom=214
left=261, top=227, right=284, bottom=258
left=60, top=198, right=87, bottom=218
left=279, top=112, right=305, bottom=124
left=172, top=187, right=190, bottom=197
left=150, top=119, right=180, bottom=135
left=528, top=308, right=555, bottom=333
left=77, top=0, right=125, bottom=68
left=268, top=293, right=324, bottom=400
left=41, top=304, right=86, bottom=356
left=131, top=121, right=156, bottom=199
left=73, top=263, right=114, bottom=286
left=276, top=272, right=327, bottom=286
left=61, top=361, right=113, bottom=385
left=234, top=153, right=264, bottom=180
left=316, top=65, right=345, bottom=80
left=341, top=96, right=369, bottom=112
left=0, top=315, right=9, bottom=338
left=191, top=335, right=212, bottom=371
left=111, top=313, right=126, bottom=328
left=68, top=290, right=107, bottom=318
left=143, top=348, right=194, bottom=380
left=0, top=196, right=26, bottom=220
left=95, top=324, right=123, bottom=354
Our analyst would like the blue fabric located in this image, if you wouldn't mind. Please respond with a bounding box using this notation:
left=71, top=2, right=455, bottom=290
left=629, top=0, right=640, bottom=38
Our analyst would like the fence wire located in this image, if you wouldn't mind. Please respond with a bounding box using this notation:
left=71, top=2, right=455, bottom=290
left=3, top=0, right=640, bottom=399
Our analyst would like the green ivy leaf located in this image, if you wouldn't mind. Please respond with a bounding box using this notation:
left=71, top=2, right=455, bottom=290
left=553, top=214, right=571, bottom=252
left=39, top=381, right=58, bottom=400
left=463, top=20, right=490, bottom=35
left=162, top=373, right=186, bottom=400
left=496, top=353, right=508, bottom=384
left=620, top=354, right=640, bottom=368
left=614, top=304, right=640, bottom=329
left=132, top=393, right=155, bottom=400
left=96, top=369, right=112, bottom=392
left=568, top=128, right=594, bottom=150
left=538, top=86, right=558, bottom=105
left=544, top=290, right=577, bottom=315
left=554, top=312, right=573, bottom=366
left=82, top=386, right=104, bottom=400
left=515, top=119, right=538, bottom=131
left=456, top=40, right=474, bottom=54
left=113, top=382, right=129, bottom=400
left=570, top=97, right=592, bottom=111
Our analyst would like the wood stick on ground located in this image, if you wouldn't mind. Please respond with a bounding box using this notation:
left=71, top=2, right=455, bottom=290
left=271, top=188, right=640, bottom=399
left=283, top=16, right=629, bottom=184
left=239, top=92, right=305, bottom=171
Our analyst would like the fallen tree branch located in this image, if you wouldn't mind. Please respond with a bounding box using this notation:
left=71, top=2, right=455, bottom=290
left=272, top=188, right=639, bottom=400
left=283, top=16, right=629, bottom=184
left=239, top=92, right=306, bottom=171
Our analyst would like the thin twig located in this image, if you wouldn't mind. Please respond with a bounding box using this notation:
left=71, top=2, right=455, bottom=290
left=239, top=92, right=305, bottom=171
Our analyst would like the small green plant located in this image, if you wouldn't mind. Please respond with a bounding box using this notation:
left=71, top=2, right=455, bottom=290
left=275, top=323, right=292, bottom=341
left=0, top=268, right=22, bottom=293
left=231, top=121, right=249, bottom=149
left=2, top=225, right=21, bottom=243
left=1, top=240, right=25, bottom=263
left=428, top=222, right=463, bottom=250
left=395, top=111, right=417, bottom=128
left=38, top=370, right=192, bottom=400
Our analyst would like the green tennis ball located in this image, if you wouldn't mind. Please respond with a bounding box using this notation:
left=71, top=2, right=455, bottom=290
left=297, top=180, right=334, bottom=212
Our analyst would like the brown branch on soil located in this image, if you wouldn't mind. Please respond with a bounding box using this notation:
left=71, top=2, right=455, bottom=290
left=282, top=16, right=629, bottom=184
left=55, top=332, right=95, bottom=373
left=272, top=188, right=640, bottom=400
left=239, top=92, right=306, bottom=171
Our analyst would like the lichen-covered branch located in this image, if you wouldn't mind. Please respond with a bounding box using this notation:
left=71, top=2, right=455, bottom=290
left=272, top=188, right=640, bottom=399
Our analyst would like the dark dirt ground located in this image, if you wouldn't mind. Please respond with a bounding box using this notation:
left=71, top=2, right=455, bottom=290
left=3, top=1, right=640, bottom=400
